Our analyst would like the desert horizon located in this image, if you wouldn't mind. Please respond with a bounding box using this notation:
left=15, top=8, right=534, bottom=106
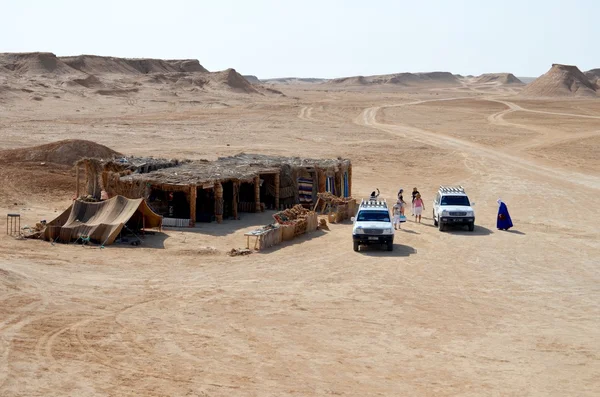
left=1, top=21, right=599, bottom=397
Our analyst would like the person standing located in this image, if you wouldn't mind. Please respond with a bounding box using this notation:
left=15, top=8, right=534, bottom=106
left=413, top=193, right=425, bottom=223
left=411, top=187, right=420, bottom=216
left=497, top=199, right=513, bottom=230
left=398, top=195, right=407, bottom=215
left=392, top=202, right=402, bottom=230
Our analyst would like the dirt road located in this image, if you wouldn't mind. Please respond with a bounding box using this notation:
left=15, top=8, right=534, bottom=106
left=1, top=83, right=599, bottom=396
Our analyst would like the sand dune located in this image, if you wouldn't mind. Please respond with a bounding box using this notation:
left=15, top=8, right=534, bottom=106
left=520, top=64, right=597, bottom=97
left=262, top=77, right=328, bottom=84
left=474, top=73, right=523, bottom=85
left=329, top=71, right=459, bottom=86
left=0, top=139, right=121, bottom=166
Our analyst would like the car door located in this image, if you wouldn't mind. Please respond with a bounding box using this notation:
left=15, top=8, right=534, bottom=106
left=433, top=193, right=441, bottom=216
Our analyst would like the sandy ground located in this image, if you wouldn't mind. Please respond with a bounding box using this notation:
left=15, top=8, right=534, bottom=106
left=1, top=80, right=599, bottom=396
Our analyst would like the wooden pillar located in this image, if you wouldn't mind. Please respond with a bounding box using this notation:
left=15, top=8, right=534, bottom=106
left=215, top=182, right=223, bottom=223
left=274, top=171, right=280, bottom=210
left=75, top=165, right=80, bottom=199
left=254, top=175, right=261, bottom=213
left=233, top=180, right=239, bottom=220
left=348, top=164, right=352, bottom=197
left=189, top=184, right=197, bottom=227
left=317, top=168, right=326, bottom=194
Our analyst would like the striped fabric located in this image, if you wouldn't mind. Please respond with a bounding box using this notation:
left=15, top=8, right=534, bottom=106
left=298, top=177, right=313, bottom=203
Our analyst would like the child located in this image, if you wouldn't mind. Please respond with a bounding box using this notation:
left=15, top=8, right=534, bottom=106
left=413, top=193, right=425, bottom=223
left=392, top=202, right=402, bottom=230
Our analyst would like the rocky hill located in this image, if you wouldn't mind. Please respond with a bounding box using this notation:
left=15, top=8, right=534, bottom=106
left=520, top=64, right=597, bottom=97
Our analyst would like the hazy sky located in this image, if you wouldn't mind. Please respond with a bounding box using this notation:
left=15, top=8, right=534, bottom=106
left=1, top=0, right=597, bottom=78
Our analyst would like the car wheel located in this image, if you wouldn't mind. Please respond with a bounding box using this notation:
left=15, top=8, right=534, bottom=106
left=433, top=210, right=438, bottom=226
left=468, top=222, right=475, bottom=232
left=353, top=241, right=359, bottom=252
left=387, top=241, right=393, bottom=251
left=438, top=220, right=445, bottom=231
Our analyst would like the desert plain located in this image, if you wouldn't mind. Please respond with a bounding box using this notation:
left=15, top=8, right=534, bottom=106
left=0, top=55, right=599, bottom=396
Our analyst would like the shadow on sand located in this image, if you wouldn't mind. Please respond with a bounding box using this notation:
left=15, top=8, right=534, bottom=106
left=443, top=224, right=494, bottom=236
left=163, top=211, right=278, bottom=237
left=502, top=229, right=526, bottom=235
left=258, top=229, right=328, bottom=253
left=357, top=243, right=417, bottom=257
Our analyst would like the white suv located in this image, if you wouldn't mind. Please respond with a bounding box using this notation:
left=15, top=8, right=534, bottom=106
left=432, top=186, right=476, bottom=232
left=351, top=199, right=395, bottom=251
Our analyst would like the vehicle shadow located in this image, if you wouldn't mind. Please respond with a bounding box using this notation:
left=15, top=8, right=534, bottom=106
left=357, top=243, right=417, bottom=257
left=443, top=224, right=494, bottom=236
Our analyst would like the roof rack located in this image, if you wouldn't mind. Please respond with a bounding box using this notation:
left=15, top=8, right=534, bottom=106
left=360, top=199, right=388, bottom=208
left=439, top=185, right=465, bottom=194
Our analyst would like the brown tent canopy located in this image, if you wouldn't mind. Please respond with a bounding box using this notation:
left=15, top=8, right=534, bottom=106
left=44, top=196, right=162, bottom=245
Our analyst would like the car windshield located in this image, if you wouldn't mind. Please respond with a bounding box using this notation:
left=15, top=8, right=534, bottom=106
left=441, top=195, right=470, bottom=206
left=357, top=210, right=390, bottom=222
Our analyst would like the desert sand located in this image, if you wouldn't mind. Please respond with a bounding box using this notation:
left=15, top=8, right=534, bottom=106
left=1, top=54, right=599, bottom=396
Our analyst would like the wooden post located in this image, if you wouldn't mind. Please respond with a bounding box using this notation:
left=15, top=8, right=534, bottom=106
left=215, top=182, right=224, bottom=223
left=233, top=180, right=239, bottom=220
left=317, top=168, right=326, bottom=193
left=254, top=175, right=261, bottom=213
left=274, top=171, right=280, bottom=210
left=348, top=164, right=352, bottom=197
left=189, top=184, right=197, bottom=227
left=75, top=165, right=80, bottom=199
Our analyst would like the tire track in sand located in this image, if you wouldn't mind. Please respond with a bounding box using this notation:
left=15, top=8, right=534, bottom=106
left=355, top=100, right=600, bottom=190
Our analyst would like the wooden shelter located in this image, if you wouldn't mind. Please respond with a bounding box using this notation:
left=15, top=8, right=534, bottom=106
left=76, top=153, right=351, bottom=226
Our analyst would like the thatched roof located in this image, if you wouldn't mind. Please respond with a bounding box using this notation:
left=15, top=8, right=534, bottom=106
left=119, top=153, right=350, bottom=186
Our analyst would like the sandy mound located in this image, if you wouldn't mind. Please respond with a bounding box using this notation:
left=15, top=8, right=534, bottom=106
left=329, top=72, right=459, bottom=86
left=474, top=73, right=523, bottom=85
left=330, top=76, right=369, bottom=85
left=0, top=52, right=81, bottom=75
left=211, top=69, right=259, bottom=93
left=0, top=139, right=122, bottom=166
left=66, top=74, right=104, bottom=88
left=243, top=75, right=260, bottom=84
left=520, top=64, right=597, bottom=97
left=262, top=77, right=328, bottom=84
left=60, top=55, right=209, bottom=75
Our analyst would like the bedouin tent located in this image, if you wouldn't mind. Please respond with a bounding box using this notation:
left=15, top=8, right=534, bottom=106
left=44, top=196, right=162, bottom=245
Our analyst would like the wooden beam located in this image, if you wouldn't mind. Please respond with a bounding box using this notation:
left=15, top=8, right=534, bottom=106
left=233, top=180, right=239, bottom=220
left=254, top=175, right=261, bottom=213
left=274, top=171, right=280, bottom=210
left=75, top=165, right=80, bottom=199
left=348, top=164, right=352, bottom=197
left=215, top=182, right=223, bottom=223
left=189, top=184, right=197, bottom=227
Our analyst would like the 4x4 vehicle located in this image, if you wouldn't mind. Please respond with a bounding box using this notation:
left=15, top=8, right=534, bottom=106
left=432, top=186, right=476, bottom=232
left=351, top=199, right=394, bottom=251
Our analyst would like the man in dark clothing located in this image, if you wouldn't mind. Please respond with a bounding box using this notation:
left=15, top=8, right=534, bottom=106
left=411, top=187, right=419, bottom=216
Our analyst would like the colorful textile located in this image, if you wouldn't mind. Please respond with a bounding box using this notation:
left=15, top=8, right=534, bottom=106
left=298, top=177, right=313, bottom=203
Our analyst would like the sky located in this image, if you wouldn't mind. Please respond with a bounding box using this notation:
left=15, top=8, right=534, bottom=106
left=1, top=0, right=598, bottom=79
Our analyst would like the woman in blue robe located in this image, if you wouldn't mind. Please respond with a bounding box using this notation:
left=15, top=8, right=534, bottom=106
left=497, top=199, right=513, bottom=230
